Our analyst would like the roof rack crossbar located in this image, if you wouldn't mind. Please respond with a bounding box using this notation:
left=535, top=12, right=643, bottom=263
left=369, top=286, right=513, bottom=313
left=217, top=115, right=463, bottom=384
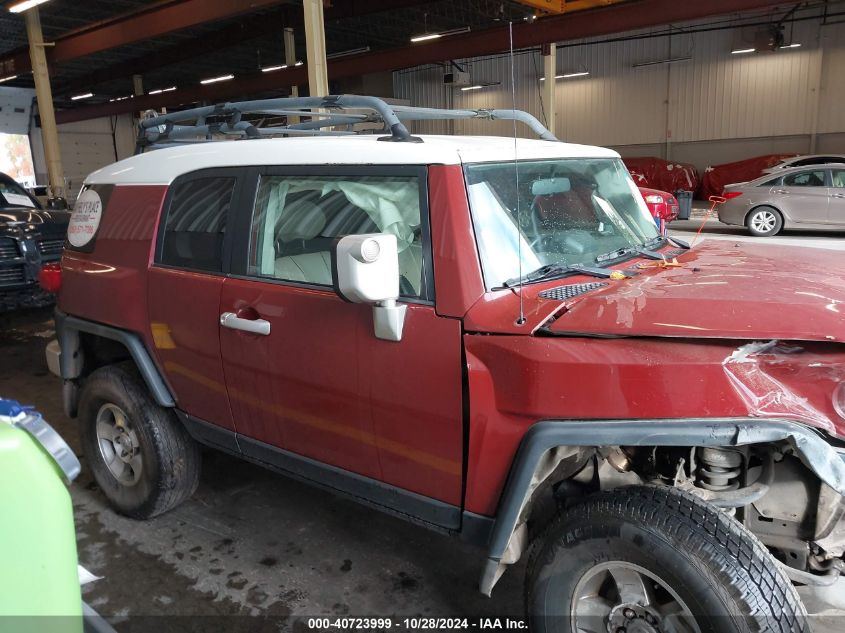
left=390, top=105, right=556, bottom=141
left=136, top=94, right=557, bottom=151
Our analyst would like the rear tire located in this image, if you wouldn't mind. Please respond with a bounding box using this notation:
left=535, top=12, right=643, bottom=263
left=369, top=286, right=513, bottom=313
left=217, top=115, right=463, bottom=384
left=746, top=206, right=783, bottom=237
left=526, top=485, right=807, bottom=633
left=79, top=363, right=200, bottom=519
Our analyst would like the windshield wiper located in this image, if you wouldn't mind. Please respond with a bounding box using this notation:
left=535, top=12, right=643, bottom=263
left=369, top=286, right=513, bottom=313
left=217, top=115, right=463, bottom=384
left=595, top=244, right=664, bottom=263
left=503, top=263, right=632, bottom=288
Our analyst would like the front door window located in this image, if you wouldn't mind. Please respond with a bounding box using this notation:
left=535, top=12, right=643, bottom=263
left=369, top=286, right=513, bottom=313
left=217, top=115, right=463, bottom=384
left=247, top=174, right=429, bottom=299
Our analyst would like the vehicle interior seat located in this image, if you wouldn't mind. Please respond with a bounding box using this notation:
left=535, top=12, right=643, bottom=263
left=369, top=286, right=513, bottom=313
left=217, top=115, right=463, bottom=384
left=532, top=186, right=598, bottom=230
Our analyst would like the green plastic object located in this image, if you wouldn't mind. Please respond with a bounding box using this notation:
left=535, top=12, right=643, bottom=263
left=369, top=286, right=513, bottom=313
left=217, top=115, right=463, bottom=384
left=0, top=400, right=83, bottom=633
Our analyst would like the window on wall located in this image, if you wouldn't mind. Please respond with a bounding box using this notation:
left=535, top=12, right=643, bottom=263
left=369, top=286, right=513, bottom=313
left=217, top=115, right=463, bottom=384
left=248, top=174, right=427, bottom=299
left=783, top=171, right=826, bottom=188
left=158, top=176, right=236, bottom=272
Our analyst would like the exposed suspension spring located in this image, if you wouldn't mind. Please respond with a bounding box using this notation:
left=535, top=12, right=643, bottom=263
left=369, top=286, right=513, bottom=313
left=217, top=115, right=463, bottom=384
left=696, top=447, right=743, bottom=492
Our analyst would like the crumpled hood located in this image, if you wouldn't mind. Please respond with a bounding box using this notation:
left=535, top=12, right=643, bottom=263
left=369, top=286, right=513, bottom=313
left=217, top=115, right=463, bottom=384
left=464, top=240, right=845, bottom=342
left=543, top=241, right=845, bottom=342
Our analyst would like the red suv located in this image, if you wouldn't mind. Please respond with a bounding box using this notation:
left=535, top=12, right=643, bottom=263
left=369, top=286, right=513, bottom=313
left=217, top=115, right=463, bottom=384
left=47, top=96, right=844, bottom=631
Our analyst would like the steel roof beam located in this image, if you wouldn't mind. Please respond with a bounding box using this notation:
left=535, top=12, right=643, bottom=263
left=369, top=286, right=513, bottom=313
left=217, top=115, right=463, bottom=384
left=56, top=0, right=792, bottom=124
left=1, top=0, right=286, bottom=78
left=40, top=0, right=433, bottom=95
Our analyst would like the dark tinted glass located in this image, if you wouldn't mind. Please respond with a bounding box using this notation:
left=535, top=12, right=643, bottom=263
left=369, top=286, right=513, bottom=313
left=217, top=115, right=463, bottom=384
left=783, top=171, right=826, bottom=187
left=159, top=177, right=235, bottom=272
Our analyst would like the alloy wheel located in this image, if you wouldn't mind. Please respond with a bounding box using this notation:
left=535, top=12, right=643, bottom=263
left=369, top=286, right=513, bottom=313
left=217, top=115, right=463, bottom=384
left=572, top=561, right=701, bottom=633
left=95, top=403, right=143, bottom=485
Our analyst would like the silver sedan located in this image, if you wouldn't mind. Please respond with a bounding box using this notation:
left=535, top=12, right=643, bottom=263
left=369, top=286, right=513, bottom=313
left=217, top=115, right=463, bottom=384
left=718, top=163, right=845, bottom=236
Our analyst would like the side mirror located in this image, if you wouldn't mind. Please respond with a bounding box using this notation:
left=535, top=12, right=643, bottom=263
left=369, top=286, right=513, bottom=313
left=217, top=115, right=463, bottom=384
left=334, top=234, right=407, bottom=342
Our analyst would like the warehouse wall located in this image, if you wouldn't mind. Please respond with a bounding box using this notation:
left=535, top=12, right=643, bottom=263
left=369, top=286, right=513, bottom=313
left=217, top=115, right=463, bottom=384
left=394, top=17, right=845, bottom=172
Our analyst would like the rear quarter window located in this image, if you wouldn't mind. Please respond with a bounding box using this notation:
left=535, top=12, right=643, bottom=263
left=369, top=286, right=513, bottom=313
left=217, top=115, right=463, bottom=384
left=157, top=176, right=236, bottom=273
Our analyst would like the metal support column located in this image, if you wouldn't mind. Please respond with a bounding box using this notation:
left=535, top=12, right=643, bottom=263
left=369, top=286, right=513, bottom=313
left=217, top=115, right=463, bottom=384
left=542, top=43, right=556, bottom=136
left=24, top=8, right=64, bottom=199
left=284, top=27, right=299, bottom=124
left=302, top=0, right=329, bottom=97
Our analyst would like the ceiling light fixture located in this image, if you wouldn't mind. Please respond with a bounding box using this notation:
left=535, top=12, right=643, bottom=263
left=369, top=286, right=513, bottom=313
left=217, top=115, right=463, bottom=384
left=7, top=0, right=50, bottom=13
left=632, top=56, right=692, bottom=68
left=0, top=75, right=17, bottom=83
left=261, top=64, right=287, bottom=73
left=779, top=43, right=801, bottom=49
left=108, top=95, right=131, bottom=102
left=294, top=61, right=303, bottom=67
left=539, top=72, right=590, bottom=81
left=70, top=92, right=93, bottom=100
left=731, top=48, right=756, bottom=54
left=410, top=26, right=470, bottom=44
left=460, top=81, right=500, bottom=91
left=200, top=74, right=234, bottom=84
left=327, top=46, right=370, bottom=59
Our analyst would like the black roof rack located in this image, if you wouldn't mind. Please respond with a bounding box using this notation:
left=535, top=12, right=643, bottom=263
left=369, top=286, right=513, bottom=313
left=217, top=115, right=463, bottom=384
left=136, top=94, right=557, bottom=153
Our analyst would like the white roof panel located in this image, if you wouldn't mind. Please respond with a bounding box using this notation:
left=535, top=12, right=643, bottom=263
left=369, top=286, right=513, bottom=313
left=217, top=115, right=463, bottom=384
left=85, top=135, right=620, bottom=186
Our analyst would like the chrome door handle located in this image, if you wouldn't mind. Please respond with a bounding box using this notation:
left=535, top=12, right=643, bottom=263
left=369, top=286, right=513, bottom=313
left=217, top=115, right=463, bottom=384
left=219, top=312, right=271, bottom=335
left=773, top=189, right=788, bottom=194
left=833, top=193, right=845, bottom=199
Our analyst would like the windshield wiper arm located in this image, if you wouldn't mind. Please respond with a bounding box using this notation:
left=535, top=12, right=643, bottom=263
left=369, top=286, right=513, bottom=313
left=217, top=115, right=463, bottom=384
left=504, top=263, right=632, bottom=288
left=596, top=244, right=664, bottom=263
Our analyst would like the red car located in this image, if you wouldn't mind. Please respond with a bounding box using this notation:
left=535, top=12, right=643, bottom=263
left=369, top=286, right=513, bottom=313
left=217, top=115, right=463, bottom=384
left=639, top=186, right=679, bottom=235
left=44, top=96, right=844, bottom=632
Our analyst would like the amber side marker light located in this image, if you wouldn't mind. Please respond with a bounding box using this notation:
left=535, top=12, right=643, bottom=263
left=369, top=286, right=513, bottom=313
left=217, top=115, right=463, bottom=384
left=38, top=262, right=62, bottom=293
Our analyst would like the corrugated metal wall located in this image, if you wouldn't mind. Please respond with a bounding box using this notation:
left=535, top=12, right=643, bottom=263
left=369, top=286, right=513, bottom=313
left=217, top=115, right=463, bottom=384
left=394, top=18, right=845, bottom=148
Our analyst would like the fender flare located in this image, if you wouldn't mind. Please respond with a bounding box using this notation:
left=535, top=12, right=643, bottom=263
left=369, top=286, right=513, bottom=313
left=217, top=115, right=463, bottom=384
left=55, top=310, right=175, bottom=408
left=480, top=417, right=845, bottom=596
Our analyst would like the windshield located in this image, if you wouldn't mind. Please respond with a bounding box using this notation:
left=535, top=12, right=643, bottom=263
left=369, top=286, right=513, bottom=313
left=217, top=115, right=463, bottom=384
left=465, top=158, right=658, bottom=289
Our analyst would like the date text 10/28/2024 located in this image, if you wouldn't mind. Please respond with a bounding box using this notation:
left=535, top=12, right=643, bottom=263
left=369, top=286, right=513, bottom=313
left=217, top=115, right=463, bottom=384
left=307, top=618, right=527, bottom=630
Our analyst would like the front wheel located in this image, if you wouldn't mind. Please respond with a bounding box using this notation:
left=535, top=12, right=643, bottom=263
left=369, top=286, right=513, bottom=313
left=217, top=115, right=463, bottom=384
left=526, top=486, right=807, bottom=633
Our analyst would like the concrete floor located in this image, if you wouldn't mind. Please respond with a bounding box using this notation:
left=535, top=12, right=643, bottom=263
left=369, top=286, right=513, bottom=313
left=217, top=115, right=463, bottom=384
left=2, top=218, right=844, bottom=631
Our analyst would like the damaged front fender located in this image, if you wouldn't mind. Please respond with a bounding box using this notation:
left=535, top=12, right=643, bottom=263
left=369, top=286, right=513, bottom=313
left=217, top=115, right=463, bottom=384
left=480, top=417, right=845, bottom=597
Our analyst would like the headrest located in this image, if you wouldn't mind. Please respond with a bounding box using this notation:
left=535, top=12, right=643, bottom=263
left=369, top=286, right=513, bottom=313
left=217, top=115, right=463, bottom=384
left=276, top=201, right=326, bottom=241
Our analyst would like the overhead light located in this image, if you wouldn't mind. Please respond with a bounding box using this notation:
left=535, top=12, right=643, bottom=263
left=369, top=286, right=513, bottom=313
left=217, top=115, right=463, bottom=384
left=779, top=43, right=801, bottom=49
left=731, top=48, right=755, bottom=54
left=632, top=56, right=692, bottom=68
left=411, top=33, right=441, bottom=43
left=0, top=75, right=17, bottom=83
left=539, top=72, right=590, bottom=81
left=294, top=61, right=303, bottom=67
left=148, top=87, right=176, bottom=95
left=7, top=0, right=50, bottom=13
left=460, top=81, right=500, bottom=91
left=261, top=64, right=287, bottom=73
left=327, top=46, right=370, bottom=59
left=108, top=95, right=132, bottom=102
left=410, top=26, right=470, bottom=44
left=71, top=92, right=93, bottom=100
left=200, top=74, right=234, bottom=85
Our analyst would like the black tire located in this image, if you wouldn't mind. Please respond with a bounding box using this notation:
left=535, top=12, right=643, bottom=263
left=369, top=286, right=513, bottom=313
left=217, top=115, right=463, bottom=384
left=79, top=363, right=201, bottom=519
left=526, top=485, right=807, bottom=633
left=746, top=206, right=783, bottom=237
